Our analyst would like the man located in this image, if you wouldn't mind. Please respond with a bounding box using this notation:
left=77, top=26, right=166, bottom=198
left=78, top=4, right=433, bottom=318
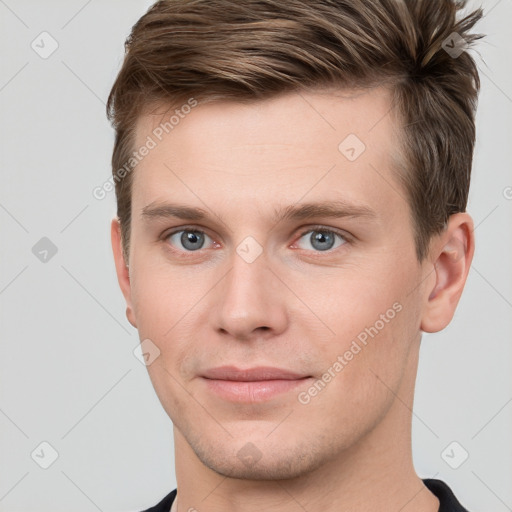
left=107, top=0, right=483, bottom=510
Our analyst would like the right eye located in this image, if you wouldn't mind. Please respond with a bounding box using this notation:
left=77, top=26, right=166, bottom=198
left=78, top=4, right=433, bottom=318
left=165, top=228, right=215, bottom=252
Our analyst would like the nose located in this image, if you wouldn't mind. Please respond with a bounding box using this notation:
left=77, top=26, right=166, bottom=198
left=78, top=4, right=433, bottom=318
left=212, top=246, right=288, bottom=341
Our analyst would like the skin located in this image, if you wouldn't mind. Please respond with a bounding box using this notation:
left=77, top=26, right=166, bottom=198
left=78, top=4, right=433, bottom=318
left=111, top=87, right=474, bottom=512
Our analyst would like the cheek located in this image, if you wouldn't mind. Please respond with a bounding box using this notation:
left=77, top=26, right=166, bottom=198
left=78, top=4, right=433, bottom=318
left=300, top=304, right=416, bottom=443
left=129, top=266, right=202, bottom=417
left=130, top=254, right=197, bottom=332
left=315, top=259, right=420, bottom=385
left=129, top=261, right=208, bottom=371
left=317, top=271, right=402, bottom=341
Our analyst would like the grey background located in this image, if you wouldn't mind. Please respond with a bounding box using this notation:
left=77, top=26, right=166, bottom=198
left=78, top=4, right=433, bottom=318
left=0, top=0, right=511, bottom=510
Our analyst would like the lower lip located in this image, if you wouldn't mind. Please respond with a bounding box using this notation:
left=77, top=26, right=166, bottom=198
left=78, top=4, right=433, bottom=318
left=202, top=378, right=311, bottom=402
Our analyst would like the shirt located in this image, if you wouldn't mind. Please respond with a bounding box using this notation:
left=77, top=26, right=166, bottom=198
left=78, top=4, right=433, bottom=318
left=141, top=478, right=471, bottom=512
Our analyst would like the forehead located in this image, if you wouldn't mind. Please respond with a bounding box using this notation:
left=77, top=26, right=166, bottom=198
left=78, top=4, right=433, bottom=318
left=130, top=87, right=405, bottom=222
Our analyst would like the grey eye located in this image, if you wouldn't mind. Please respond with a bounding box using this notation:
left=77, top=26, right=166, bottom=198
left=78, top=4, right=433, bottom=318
left=297, top=230, right=346, bottom=252
left=168, top=230, right=211, bottom=251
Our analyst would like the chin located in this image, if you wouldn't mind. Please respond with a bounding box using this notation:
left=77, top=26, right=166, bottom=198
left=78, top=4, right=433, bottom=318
left=186, top=430, right=335, bottom=481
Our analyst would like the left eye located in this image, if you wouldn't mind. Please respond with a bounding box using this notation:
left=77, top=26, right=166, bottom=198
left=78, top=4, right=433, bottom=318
left=295, top=229, right=346, bottom=252
left=167, top=229, right=214, bottom=251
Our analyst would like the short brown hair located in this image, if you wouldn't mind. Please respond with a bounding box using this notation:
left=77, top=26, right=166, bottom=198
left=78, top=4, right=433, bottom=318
left=107, top=0, right=483, bottom=262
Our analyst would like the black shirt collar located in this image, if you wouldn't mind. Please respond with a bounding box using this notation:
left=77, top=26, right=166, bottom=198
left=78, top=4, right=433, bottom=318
left=142, top=479, right=471, bottom=512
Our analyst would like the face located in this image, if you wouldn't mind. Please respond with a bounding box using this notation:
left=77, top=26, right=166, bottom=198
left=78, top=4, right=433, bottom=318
left=117, top=88, right=433, bottom=479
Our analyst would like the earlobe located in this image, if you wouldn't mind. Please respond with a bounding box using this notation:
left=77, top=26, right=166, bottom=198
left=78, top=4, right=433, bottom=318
left=420, top=213, right=475, bottom=333
left=110, top=218, right=137, bottom=328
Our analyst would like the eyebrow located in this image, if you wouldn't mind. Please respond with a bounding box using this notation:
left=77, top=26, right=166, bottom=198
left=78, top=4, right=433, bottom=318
left=141, top=200, right=377, bottom=225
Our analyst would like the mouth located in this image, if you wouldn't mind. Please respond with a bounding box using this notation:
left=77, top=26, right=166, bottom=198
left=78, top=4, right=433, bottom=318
left=200, top=366, right=313, bottom=402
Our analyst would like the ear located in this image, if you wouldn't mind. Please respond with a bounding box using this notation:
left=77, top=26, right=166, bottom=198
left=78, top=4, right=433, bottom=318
left=111, top=218, right=137, bottom=328
left=420, top=212, right=475, bottom=333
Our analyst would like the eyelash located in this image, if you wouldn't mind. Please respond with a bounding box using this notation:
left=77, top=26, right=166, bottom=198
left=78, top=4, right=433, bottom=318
left=161, top=224, right=351, bottom=257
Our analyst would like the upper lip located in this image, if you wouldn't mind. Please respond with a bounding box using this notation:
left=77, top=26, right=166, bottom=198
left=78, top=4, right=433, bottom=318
left=201, top=366, right=309, bottom=381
